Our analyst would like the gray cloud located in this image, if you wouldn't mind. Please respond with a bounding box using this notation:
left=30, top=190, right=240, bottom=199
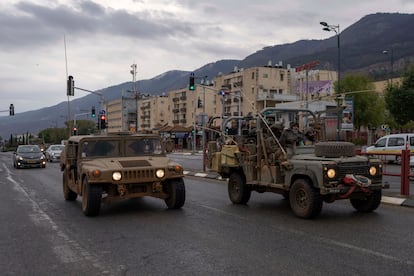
left=0, top=0, right=413, bottom=114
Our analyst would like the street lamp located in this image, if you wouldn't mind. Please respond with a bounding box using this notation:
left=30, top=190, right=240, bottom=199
left=382, top=49, right=394, bottom=87
left=320, top=21, right=341, bottom=141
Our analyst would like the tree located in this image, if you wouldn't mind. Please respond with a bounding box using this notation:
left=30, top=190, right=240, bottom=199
left=385, top=65, right=414, bottom=126
left=339, top=74, right=384, bottom=130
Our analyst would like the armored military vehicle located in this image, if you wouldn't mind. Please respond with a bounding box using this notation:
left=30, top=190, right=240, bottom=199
left=206, top=108, right=388, bottom=219
left=60, top=132, right=185, bottom=216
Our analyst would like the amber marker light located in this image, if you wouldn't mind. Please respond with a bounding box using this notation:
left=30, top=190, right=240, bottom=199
left=92, top=169, right=101, bottom=177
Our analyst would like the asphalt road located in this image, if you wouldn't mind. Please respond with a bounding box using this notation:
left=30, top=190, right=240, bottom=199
left=1, top=152, right=414, bottom=275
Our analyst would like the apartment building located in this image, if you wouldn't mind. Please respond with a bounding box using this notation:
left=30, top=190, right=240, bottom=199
left=213, top=64, right=337, bottom=118
left=105, top=63, right=337, bottom=135
left=213, top=64, right=296, bottom=118
left=106, top=96, right=138, bottom=133
left=137, top=95, right=169, bottom=131
left=167, top=84, right=221, bottom=129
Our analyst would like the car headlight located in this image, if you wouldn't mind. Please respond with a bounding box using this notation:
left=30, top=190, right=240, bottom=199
left=40, top=155, right=45, bottom=160
left=155, top=169, right=165, bottom=179
left=326, top=168, right=336, bottom=179
left=18, top=156, right=23, bottom=161
left=369, top=166, right=377, bottom=176
left=112, top=172, right=122, bottom=181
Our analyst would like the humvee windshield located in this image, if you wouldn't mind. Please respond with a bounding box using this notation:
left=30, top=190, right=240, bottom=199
left=80, top=137, right=163, bottom=158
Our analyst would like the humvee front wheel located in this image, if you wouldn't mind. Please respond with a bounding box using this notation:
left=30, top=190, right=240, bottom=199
left=81, top=177, right=102, bottom=216
left=289, top=179, right=322, bottom=219
left=62, top=171, right=77, bottom=201
left=228, top=172, right=251, bottom=204
left=350, top=190, right=382, bottom=212
left=164, top=178, right=186, bottom=209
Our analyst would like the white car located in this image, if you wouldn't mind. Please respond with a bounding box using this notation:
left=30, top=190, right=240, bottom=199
left=45, top=144, right=65, bottom=162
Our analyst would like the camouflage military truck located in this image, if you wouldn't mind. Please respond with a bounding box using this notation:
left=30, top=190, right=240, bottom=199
left=60, top=132, right=185, bottom=216
left=206, top=107, right=388, bottom=219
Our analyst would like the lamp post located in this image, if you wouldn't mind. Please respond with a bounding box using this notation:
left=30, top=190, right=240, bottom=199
left=130, top=64, right=138, bottom=132
left=320, top=21, right=341, bottom=141
left=382, top=49, right=394, bottom=87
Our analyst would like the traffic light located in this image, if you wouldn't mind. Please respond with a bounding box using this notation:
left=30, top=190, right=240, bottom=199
left=189, top=72, right=195, bottom=91
left=9, top=104, right=14, bottom=116
left=67, top=75, right=74, bottom=96
left=100, top=114, right=106, bottom=129
left=73, top=126, right=77, bottom=135
left=197, top=98, right=203, bottom=108
left=91, top=106, right=96, bottom=118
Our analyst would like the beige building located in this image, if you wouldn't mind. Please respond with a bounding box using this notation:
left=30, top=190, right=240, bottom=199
left=106, top=96, right=138, bottom=133
left=167, top=84, right=221, bottom=129
left=137, top=95, right=169, bottom=131
left=105, top=64, right=337, bottom=134
left=213, top=65, right=337, bottom=116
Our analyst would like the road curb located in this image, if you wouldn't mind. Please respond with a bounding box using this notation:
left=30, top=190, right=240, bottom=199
left=184, top=170, right=414, bottom=208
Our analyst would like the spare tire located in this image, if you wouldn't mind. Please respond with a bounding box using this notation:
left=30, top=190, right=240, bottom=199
left=315, top=142, right=355, bottom=158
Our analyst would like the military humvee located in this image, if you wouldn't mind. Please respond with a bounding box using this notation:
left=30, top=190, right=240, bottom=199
left=60, top=133, right=185, bottom=216
left=206, top=107, right=388, bottom=219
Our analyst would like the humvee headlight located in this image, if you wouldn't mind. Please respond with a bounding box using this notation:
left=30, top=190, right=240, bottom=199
left=112, top=172, right=122, bottom=181
left=156, top=169, right=165, bottom=179
left=369, top=166, right=377, bottom=176
left=326, top=168, right=336, bottom=179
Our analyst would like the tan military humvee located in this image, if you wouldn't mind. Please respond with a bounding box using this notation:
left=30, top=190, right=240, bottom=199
left=60, top=133, right=185, bottom=216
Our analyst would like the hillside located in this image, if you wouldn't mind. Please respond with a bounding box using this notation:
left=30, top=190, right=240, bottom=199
left=1, top=12, right=413, bottom=139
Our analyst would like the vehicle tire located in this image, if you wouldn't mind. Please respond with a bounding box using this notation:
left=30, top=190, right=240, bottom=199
left=228, top=172, right=251, bottom=204
left=164, top=178, right=186, bottom=209
left=289, top=178, right=323, bottom=219
left=350, top=190, right=382, bottom=212
left=315, top=142, right=355, bottom=158
left=81, top=177, right=102, bottom=216
left=62, top=171, right=77, bottom=201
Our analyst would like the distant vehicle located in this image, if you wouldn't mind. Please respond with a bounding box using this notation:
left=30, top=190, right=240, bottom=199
left=366, top=133, right=414, bottom=163
left=45, top=144, right=65, bottom=162
left=13, top=145, right=46, bottom=169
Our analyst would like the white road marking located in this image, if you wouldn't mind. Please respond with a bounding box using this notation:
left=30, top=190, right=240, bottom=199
left=198, top=201, right=413, bottom=267
left=2, top=163, right=117, bottom=275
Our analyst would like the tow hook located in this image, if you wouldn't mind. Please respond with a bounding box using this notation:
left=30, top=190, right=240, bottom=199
left=152, top=182, right=162, bottom=193
left=118, top=185, right=126, bottom=196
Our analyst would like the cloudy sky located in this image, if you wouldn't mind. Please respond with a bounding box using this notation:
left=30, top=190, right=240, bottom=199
left=1, top=0, right=414, bottom=115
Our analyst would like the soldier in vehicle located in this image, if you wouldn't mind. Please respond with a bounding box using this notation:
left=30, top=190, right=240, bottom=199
left=279, top=122, right=304, bottom=148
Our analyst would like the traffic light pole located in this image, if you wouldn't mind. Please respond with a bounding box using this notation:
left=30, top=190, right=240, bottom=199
left=73, top=112, right=90, bottom=135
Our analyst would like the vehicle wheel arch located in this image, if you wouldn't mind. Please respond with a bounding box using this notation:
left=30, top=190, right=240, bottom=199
left=289, top=170, right=318, bottom=189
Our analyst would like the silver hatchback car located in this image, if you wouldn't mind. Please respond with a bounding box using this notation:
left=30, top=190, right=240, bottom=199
left=45, top=144, right=65, bottom=163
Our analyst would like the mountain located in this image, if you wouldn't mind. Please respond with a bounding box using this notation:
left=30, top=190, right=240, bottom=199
left=1, top=13, right=414, bottom=140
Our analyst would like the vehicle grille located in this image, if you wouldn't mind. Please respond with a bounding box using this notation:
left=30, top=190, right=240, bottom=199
left=122, top=169, right=155, bottom=180
left=337, top=162, right=369, bottom=178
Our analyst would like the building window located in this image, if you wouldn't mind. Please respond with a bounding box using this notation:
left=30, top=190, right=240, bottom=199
left=279, top=89, right=283, bottom=94
left=251, top=72, right=255, bottom=79
left=263, top=73, right=268, bottom=78
left=280, top=73, right=284, bottom=81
